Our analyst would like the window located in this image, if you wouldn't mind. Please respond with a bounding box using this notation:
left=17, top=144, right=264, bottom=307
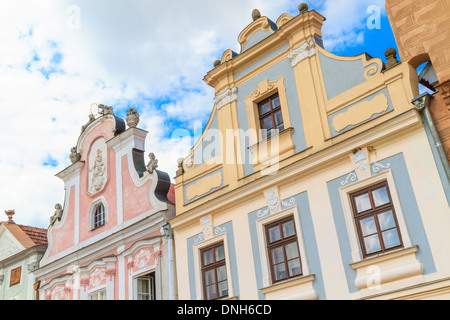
left=201, top=242, right=228, bottom=300
left=10, top=266, right=21, bottom=287
left=93, top=203, right=105, bottom=229
left=350, top=181, right=403, bottom=257
left=89, top=289, right=106, bottom=300
left=136, top=273, right=155, bottom=300
left=258, top=93, right=284, bottom=139
left=265, top=216, right=302, bottom=283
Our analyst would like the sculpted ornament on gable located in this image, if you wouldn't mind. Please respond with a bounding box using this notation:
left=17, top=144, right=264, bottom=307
left=88, top=140, right=108, bottom=194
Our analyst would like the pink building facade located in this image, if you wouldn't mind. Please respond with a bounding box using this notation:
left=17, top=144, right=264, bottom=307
left=34, top=109, right=177, bottom=300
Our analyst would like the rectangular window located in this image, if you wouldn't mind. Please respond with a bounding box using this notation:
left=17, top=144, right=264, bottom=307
left=10, top=266, right=21, bottom=287
left=258, top=93, right=284, bottom=139
left=201, top=242, right=228, bottom=300
left=136, top=273, right=155, bottom=300
left=265, top=216, right=302, bottom=283
left=89, top=289, right=106, bottom=300
left=350, top=181, right=403, bottom=257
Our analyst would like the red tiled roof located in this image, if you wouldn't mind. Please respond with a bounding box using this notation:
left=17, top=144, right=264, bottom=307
left=17, top=224, right=48, bottom=246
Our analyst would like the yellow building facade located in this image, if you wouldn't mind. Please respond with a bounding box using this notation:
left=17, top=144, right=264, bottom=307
left=171, top=5, right=450, bottom=300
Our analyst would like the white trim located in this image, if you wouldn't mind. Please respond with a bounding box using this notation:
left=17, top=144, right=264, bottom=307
left=339, top=169, right=413, bottom=262
left=193, top=233, right=234, bottom=300
left=255, top=206, right=310, bottom=288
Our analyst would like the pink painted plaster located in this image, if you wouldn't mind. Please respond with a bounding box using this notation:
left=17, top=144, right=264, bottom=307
left=122, top=155, right=154, bottom=222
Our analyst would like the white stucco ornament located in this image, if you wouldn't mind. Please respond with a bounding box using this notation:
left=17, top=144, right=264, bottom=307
left=214, top=87, right=238, bottom=110
left=88, top=139, right=108, bottom=194
left=287, top=40, right=316, bottom=67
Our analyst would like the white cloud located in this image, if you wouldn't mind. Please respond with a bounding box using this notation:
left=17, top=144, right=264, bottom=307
left=0, top=1, right=388, bottom=228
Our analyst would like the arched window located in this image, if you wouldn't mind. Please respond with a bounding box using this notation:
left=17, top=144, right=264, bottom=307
left=89, top=199, right=107, bottom=231
left=93, top=203, right=105, bottom=229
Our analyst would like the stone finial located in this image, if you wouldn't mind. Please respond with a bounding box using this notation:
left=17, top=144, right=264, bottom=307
left=385, top=48, right=399, bottom=69
left=126, top=108, right=140, bottom=128
left=214, top=59, right=221, bottom=68
left=146, top=153, right=158, bottom=174
left=299, top=3, right=309, bottom=13
left=252, top=9, right=261, bottom=21
left=69, top=147, right=81, bottom=164
left=5, top=210, right=15, bottom=223
left=98, top=104, right=114, bottom=115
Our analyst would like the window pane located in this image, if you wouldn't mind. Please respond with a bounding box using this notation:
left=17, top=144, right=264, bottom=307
left=285, top=242, right=299, bottom=260
left=259, top=101, right=271, bottom=115
left=360, top=216, right=377, bottom=236
left=364, top=234, right=382, bottom=254
left=271, top=247, right=285, bottom=264
left=216, top=265, right=227, bottom=282
left=137, top=278, right=149, bottom=293
left=273, top=263, right=287, bottom=281
left=218, top=281, right=228, bottom=297
left=215, top=245, right=225, bottom=262
left=268, top=225, right=281, bottom=243
left=287, top=258, right=302, bottom=277
left=354, top=193, right=372, bottom=213
left=271, top=96, right=280, bottom=109
left=372, top=187, right=390, bottom=207
left=378, top=210, right=396, bottom=231
left=203, top=249, right=214, bottom=266
left=204, top=269, right=215, bottom=286
left=262, top=116, right=274, bottom=130
left=274, top=110, right=283, bottom=126
left=206, top=285, right=217, bottom=300
left=138, top=293, right=149, bottom=300
left=382, top=229, right=401, bottom=249
left=282, top=220, right=295, bottom=238
left=276, top=123, right=285, bottom=132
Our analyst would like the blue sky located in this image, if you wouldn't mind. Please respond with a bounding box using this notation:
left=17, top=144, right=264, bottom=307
left=0, top=1, right=415, bottom=228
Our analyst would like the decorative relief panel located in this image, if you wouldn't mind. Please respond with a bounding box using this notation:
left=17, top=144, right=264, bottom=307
left=89, top=267, right=106, bottom=289
left=49, top=285, right=70, bottom=300
left=185, top=170, right=223, bottom=202
left=194, top=215, right=226, bottom=244
left=287, top=40, right=316, bottom=67
left=133, top=248, right=153, bottom=271
left=214, top=87, right=238, bottom=110
left=88, top=139, right=108, bottom=194
left=332, top=93, right=390, bottom=133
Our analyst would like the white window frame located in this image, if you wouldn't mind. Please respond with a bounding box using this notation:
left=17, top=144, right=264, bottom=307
left=135, top=272, right=156, bottom=300
left=339, top=169, right=413, bottom=263
left=88, top=197, right=108, bottom=231
left=255, top=206, right=310, bottom=288
left=88, top=288, right=107, bottom=300
left=193, top=233, right=234, bottom=300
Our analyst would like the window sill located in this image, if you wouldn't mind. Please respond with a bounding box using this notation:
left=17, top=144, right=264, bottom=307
left=260, top=274, right=317, bottom=300
left=350, top=246, right=423, bottom=290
